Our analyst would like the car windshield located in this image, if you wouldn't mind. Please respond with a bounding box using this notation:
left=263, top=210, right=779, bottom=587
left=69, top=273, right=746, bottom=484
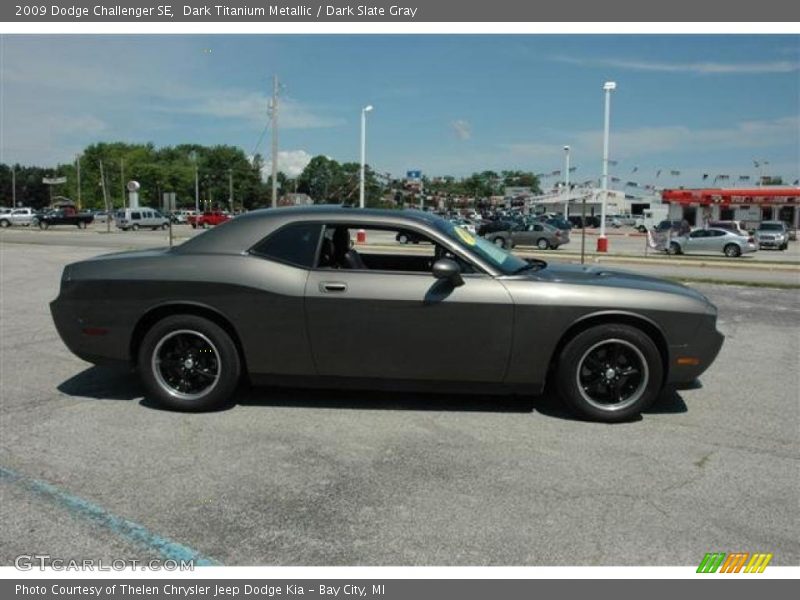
left=759, top=223, right=784, bottom=231
left=432, top=218, right=536, bottom=275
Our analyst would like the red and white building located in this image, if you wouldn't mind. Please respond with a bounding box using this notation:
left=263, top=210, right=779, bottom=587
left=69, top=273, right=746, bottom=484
left=661, top=187, right=800, bottom=229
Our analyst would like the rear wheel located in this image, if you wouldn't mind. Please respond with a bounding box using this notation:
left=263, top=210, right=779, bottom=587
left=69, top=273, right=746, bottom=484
left=724, top=243, right=741, bottom=257
left=0, top=219, right=9, bottom=228
left=161, top=223, right=169, bottom=230
left=556, top=324, right=663, bottom=422
left=536, top=238, right=550, bottom=250
left=668, top=242, right=681, bottom=255
left=131, top=223, right=140, bottom=231
left=138, top=315, right=241, bottom=412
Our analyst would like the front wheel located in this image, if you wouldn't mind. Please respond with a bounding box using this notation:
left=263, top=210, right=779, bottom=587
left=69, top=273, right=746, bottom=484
left=138, top=315, right=241, bottom=412
left=161, top=223, right=169, bottom=230
left=557, top=324, right=663, bottom=422
left=723, top=243, right=741, bottom=257
left=131, top=223, right=140, bottom=231
left=0, top=219, right=9, bottom=228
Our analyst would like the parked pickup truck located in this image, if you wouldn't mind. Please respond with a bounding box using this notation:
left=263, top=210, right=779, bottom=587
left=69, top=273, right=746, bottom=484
left=0, top=207, right=40, bottom=227
left=35, top=208, right=95, bottom=229
left=188, top=211, right=231, bottom=229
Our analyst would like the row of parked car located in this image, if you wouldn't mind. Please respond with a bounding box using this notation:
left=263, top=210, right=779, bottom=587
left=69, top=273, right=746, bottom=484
left=653, top=219, right=793, bottom=257
left=0, top=206, right=233, bottom=231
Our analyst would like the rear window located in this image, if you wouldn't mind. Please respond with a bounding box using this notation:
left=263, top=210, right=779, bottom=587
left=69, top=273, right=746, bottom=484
left=250, top=222, right=322, bottom=268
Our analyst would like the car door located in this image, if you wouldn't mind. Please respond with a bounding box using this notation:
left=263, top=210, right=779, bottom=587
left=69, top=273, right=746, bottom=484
left=682, top=229, right=707, bottom=253
left=511, top=223, right=535, bottom=246
left=304, top=226, right=514, bottom=383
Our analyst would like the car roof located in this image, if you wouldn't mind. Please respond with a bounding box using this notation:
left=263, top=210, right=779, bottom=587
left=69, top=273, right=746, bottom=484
left=175, top=205, right=448, bottom=255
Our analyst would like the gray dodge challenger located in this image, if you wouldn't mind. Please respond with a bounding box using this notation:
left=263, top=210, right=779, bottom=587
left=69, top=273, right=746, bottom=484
left=51, top=206, right=724, bottom=422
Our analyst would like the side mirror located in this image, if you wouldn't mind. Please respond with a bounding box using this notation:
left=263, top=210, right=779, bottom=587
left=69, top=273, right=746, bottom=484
left=432, top=258, right=464, bottom=287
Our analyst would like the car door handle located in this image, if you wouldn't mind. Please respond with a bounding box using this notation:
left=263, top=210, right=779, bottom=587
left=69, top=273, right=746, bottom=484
left=320, top=282, right=347, bottom=293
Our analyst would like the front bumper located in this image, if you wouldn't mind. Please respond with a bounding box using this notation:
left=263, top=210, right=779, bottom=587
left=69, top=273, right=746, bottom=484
left=667, top=326, right=725, bottom=385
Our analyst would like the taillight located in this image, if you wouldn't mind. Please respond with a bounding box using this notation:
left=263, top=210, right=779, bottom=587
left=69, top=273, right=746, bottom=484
left=748, top=236, right=755, bottom=243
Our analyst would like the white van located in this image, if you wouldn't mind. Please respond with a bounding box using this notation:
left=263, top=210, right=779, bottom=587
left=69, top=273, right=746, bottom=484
left=635, top=206, right=670, bottom=232
left=115, top=208, right=169, bottom=231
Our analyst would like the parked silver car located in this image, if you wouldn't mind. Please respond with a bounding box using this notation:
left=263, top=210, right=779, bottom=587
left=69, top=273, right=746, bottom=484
left=486, top=221, right=569, bottom=250
left=667, top=228, right=757, bottom=257
left=754, top=221, right=790, bottom=251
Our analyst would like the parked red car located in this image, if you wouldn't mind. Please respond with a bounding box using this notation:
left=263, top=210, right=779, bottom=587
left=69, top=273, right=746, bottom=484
left=188, top=211, right=231, bottom=229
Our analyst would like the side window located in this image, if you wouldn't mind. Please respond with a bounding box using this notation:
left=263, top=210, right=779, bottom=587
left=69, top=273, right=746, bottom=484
left=709, top=230, right=725, bottom=237
left=131, top=212, right=142, bottom=220
left=251, top=222, right=322, bottom=268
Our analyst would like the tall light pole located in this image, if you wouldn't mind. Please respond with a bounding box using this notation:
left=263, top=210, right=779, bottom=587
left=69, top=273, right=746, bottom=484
left=598, top=81, right=616, bottom=253
left=563, top=145, right=571, bottom=218
left=359, top=104, right=373, bottom=208
left=271, top=74, right=279, bottom=208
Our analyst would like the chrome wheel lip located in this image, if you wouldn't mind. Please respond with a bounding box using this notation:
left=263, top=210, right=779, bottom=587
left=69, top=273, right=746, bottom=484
left=576, top=338, right=649, bottom=412
left=152, top=329, right=221, bottom=401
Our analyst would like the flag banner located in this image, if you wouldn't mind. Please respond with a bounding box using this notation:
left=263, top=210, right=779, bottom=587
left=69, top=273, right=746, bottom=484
left=656, top=170, right=662, bottom=178
left=670, top=170, right=681, bottom=176
left=739, top=175, right=750, bottom=181
left=625, top=181, right=639, bottom=187
left=702, top=174, right=709, bottom=180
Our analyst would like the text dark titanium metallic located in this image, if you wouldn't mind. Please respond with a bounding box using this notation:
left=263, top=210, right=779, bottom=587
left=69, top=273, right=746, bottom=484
left=51, top=206, right=724, bottom=422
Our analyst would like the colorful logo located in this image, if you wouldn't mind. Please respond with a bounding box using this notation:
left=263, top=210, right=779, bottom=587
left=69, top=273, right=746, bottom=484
left=697, top=552, right=773, bottom=573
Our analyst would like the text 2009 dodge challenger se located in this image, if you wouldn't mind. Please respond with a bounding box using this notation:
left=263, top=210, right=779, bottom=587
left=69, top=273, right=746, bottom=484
left=51, top=206, right=723, bottom=422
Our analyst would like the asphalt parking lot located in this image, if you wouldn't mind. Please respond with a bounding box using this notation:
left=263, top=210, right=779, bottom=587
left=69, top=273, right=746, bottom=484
left=1, top=238, right=798, bottom=566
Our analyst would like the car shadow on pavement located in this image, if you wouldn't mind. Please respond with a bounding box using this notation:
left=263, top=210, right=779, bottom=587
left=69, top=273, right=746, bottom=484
left=237, top=385, right=538, bottom=414
left=57, top=365, right=143, bottom=401
left=58, top=366, right=687, bottom=421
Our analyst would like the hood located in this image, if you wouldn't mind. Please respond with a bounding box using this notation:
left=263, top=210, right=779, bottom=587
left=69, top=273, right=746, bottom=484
left=520, top=262, right=711, bottom=303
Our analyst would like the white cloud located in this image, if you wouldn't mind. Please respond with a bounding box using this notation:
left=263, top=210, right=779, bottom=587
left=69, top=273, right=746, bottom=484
left=554, top=55, right=800, bottom=74
left=451, top=119, right=472, bottom=140
left=260, top=149, right=314, bottom=179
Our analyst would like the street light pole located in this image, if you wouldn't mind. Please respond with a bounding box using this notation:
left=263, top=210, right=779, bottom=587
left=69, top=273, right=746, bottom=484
left=563, top=145, right=570, bottom=218
left=359, top=104, right=373, bottom=208
left=598, top=81, right=616, bottom=253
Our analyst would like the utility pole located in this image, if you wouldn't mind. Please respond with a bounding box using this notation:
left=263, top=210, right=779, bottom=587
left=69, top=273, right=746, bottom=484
left=11, top=166, right=16, bottom=207
left=271, top=74, right=279, bottom=208
left=120, top=158, right=125, bottom=209
left=75, top=155, right=81, bottom=211
left=99, top=160, right=110, bottom=233
left=228, top=169, right=234, bottom=213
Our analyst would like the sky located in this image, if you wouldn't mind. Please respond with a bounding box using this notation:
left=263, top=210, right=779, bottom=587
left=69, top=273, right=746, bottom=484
left=2, top=34, right=798, bottom=191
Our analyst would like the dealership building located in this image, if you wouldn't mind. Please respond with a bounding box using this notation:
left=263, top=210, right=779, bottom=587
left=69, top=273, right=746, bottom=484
left=660, top=187, right=800, bottom=229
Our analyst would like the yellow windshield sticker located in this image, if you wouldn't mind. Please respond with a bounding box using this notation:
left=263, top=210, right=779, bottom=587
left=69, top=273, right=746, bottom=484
left=454, top=226, right=476, bottom=245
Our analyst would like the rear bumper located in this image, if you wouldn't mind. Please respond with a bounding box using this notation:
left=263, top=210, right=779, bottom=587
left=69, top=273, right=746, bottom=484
left=50, top=296, right=130, bottom=367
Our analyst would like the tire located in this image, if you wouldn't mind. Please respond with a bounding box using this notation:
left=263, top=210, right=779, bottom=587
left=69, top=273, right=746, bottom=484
left=131, top=223, right=140, bottom=231
left=398, top=234, right=409, bottom=244
left=668, top=242, right=681, bottom=255
left=138, top=314, right=241, bottom=412
left=77, top=221, right=86, bottom=229
left=536, top=238, right=550, bottom=250
left=723, top=243, right=741, bottom=258
left=191, top=223, right=197, bottom=229
left=0, top=219, right=9, bottom=228
left=202, top=222, right=209, bottom=229
left=556, top=324, right=663, bottom=422
left=39, top=221, right=48, bottom=230
left=161, top=223, right=169, bottom=230
left=493, top=237, right=506, bottom=248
